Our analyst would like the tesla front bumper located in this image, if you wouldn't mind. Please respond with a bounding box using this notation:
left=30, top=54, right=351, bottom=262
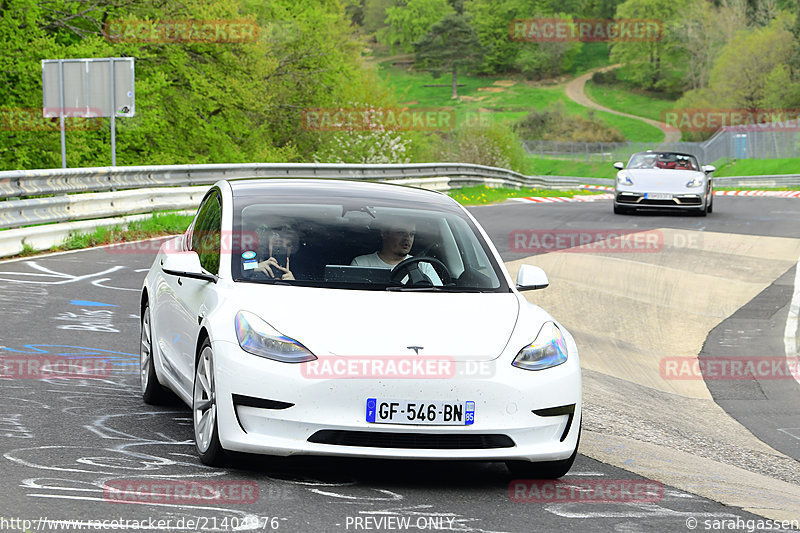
left=212, top=340, right=582, bottom=462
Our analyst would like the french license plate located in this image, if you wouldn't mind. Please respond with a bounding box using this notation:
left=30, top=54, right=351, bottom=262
left=366, top=398, right=475, bottom=425
left=645, top=192, right=672, bottom=200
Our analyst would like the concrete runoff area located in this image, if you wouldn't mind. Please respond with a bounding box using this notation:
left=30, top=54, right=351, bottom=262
left=505, top=228, right=800, bottom=523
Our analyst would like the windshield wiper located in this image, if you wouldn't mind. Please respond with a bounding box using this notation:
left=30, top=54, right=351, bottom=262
left=385, top=285, right=494, bottom=293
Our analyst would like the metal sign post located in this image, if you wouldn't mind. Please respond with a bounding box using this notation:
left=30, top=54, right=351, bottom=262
left=42, top=57, right=135, bottom=168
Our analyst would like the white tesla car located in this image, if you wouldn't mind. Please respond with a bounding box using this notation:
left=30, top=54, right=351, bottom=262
left=140, top=179, right=582, bottom=477
left=613, top=151, right=715, bottom=215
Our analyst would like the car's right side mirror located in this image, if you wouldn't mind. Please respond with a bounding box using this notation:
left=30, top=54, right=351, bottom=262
left=702, top=165, right=716, bottom=174
left=613, top=162, right=624, bottom=170
left=516, top=264, right=549, bottom=291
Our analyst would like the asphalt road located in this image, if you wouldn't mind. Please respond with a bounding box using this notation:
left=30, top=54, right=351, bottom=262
left=0, top=197, right=797, bottom=533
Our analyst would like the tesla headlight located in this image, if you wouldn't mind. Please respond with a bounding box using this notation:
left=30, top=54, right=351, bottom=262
left=685, top=176, right=703, bottom=188
left=235, top=311, right=316, bottom=363
left=512, top=322, right=568, bottom=371
left=617, top=173, right=633, bottom=186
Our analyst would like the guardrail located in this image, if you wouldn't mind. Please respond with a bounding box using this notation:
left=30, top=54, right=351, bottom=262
left=0, top=163, right=797, bottom=258
left=0, top=162, right=584, bottom=230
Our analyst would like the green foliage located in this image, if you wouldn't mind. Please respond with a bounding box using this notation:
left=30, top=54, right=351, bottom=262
left=430, top=121, right=527, bottom=172
left=610, top=0, right=691, bottom=92
left=0, top=0, right=391, bottom=170
left=514, top=102, right=626, bottom=142
left=464, top=0, right=581, bottom=78
left=414, top=13, right=484, bottom=98
left=674, top=12, right=800, bottom=139
left=713, top=157, right=800, bottom=176
left=378, top=0, right=453, bottom=53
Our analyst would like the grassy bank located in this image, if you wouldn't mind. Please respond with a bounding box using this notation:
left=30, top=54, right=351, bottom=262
left=713, top=158, right=800, bottom=176
left=449, top=186, right=600, bottom=205
left=583, top=80, right=677, bottom=124
left=377, top=63, right=664, bottom=143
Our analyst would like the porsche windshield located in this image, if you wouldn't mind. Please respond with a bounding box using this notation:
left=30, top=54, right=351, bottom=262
left=628, top=152, right=699, bottom=171
left=231, top=199, right=507, bottom=292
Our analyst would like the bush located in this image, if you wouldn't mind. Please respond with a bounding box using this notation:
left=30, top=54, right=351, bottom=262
left=429, top=121, right=526, bottom=172
left=514, top=103, right=625, bottom=142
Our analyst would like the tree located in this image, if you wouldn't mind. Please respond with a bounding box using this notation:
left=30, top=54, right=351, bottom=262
left=706, top=12, right=794, bottom=110
left=414, top=14, right=484, bottom=99
left=378, top=0, right=453, bottom=53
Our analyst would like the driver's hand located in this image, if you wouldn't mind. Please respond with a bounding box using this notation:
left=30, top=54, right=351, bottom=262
left=256, top=257, right=295, bottom=280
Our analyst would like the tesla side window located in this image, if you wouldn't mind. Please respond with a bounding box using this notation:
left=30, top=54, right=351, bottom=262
left=190, top=190, right=222, bottom=275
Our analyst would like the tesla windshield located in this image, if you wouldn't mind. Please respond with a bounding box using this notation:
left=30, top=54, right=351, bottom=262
left=231, top=198, right=506, bottom=292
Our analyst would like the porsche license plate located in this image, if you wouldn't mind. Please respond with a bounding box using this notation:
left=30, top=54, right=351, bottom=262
left=645, top=192, right=672, bottom=200
left=366, top=398, right=475, bottom=425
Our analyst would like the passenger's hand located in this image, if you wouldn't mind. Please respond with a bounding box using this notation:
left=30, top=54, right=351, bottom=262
left=257, top=257, right=294, bottom=280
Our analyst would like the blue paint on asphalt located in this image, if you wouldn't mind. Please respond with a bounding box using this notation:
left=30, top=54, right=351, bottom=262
left=70, top=299, right=119, bottom=307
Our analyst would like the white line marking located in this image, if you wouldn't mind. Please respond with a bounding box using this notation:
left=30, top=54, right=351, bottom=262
left=785, top=254, right=800, bottom=386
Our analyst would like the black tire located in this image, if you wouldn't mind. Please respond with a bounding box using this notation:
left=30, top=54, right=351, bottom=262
left=140, top=305, right=168, bottom=405
left=193, top=339, right=226, bottom=466
left=506, top=423, right=581, bottom=479
left=707, top=196, right=713, bottom=214
left=613, top=204, right=627, bottom=215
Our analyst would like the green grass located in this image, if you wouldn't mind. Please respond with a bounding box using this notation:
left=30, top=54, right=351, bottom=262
left=564, top=43, right=612, bottom=75
left=6, top=212, right=194, bottom=259
left=583, top=80, right=677, bottom=124
left=449, top=186, right=600, bottom=205
left=713, top=158, right=800, bottom=177
left=523, top=157, right=616, bottom=179
left=378, top=63, right=664, bottom=142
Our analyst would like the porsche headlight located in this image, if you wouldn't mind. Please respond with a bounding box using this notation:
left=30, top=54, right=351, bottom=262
left=512, top=322, right=568, bottom=371
left=235, top=311, right=316, bottom=363
left=686, top=177, right=704, bottom=188
left=617, top=173, right=633, bottom=186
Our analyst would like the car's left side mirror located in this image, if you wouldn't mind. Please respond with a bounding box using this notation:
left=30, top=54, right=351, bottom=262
left=161, top=251, right=218, bottom=283
left=702, top=165, right=716, bottom=174
left=516, top=264, right=549, bottom=291
left=613, top=162, right=624, bottom=170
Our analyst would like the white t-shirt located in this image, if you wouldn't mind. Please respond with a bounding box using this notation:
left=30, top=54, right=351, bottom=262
left=350, top=252, right=443, bottom=285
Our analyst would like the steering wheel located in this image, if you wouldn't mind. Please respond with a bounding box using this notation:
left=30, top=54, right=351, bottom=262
left=390, top=256, right=452, bottom=286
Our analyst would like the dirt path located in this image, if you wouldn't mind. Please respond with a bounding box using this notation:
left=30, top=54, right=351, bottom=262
left=565, top=64, right=681, bottom=143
